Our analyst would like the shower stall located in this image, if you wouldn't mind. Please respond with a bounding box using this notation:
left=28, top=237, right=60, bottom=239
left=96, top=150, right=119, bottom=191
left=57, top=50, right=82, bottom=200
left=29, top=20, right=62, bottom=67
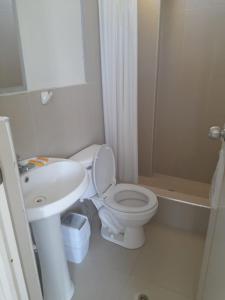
left=138, top=0, right=225, bottom=207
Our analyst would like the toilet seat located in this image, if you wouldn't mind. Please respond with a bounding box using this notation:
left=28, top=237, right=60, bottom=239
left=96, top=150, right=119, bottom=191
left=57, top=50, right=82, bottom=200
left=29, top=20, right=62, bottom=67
left=92, top=145, right=158, bottom=214
left=104, top=184, right=158, bottom=214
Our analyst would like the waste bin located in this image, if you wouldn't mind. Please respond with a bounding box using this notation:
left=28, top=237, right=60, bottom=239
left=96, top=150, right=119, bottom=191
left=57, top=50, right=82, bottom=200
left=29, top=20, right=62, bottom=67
left=62, top=212, right=91, bottom=264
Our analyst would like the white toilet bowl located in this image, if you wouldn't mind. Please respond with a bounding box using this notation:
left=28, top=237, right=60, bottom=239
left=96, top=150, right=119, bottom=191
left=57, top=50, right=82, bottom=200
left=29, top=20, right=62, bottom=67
left=71, top=144, right=158, bottom=249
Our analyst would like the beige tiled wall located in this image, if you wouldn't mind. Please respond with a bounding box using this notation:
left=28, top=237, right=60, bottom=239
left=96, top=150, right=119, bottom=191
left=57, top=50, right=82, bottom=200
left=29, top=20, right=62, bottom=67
left=0, top=0, right=104, bottom=159
left=139, top=0, right=225, bottom=183
left=138, top=0, right=161, bottom=176
left=0, top=0, right=23, bottom=88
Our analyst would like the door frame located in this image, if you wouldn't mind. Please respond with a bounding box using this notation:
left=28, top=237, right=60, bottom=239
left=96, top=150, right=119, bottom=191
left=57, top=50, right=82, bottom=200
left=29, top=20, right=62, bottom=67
left=197, top=141, right=225, bottom=299
left=0, top=182, right=29, bottom=300
left=0, top=117, right=43, bottom=300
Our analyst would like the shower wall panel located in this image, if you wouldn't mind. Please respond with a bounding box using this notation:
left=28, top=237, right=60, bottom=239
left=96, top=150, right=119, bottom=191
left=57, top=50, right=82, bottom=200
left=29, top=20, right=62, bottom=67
left=153, top=0, right=225, bottom=183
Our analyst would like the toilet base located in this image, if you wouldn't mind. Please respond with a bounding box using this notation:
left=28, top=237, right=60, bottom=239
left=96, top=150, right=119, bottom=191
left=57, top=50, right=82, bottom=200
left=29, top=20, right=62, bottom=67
left=101, top=225, right=145, bottom=249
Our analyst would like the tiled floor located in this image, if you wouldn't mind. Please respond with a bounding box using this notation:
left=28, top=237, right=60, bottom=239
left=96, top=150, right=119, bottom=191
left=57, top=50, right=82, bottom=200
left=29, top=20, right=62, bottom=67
left=69, top=216, right=205, bottom=300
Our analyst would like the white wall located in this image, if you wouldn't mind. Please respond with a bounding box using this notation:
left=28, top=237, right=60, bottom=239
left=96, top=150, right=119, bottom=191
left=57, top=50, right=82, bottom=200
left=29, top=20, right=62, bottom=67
left=16, top=0, right=85, bottom=91
left=138, top=0, right=161, bottom=176
left=0, top=0, right=104, bottom=160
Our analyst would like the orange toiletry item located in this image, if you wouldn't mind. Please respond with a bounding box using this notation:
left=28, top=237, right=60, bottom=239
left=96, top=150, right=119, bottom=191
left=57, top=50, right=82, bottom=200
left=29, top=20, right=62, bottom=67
left=28, top=160, right=45, bottom=167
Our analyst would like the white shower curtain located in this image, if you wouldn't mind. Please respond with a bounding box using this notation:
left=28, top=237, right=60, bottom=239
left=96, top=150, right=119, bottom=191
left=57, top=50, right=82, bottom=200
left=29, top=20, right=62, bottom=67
left=98, top=0, right=138, bottom=183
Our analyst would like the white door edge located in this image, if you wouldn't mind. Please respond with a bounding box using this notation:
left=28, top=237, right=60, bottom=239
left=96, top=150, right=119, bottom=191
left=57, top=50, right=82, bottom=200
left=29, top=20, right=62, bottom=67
left=0, top=117, right=43, bottom=300
left=0, top=183, right=29, bottom=300
left=197, top=141, right=225, bottom=299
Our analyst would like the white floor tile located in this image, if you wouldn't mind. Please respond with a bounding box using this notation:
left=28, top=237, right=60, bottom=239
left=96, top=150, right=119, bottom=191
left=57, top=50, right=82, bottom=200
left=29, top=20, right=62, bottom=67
left=69, top=218, right=205, bottom=300
left=122, top=282, right=192, bottom=300
left=70, top=262, right=128, bottom=300
left=131, top=223, right=204, bottom=298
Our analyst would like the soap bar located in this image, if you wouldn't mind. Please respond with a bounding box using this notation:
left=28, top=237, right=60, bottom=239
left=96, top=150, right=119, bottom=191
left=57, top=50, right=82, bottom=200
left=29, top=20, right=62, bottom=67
left=27, top=157, right=49, bottom=167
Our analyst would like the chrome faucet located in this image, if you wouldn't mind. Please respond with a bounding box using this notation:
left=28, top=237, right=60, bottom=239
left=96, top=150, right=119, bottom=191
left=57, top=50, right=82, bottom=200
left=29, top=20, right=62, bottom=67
left=17, top=155, right=35, bottom=174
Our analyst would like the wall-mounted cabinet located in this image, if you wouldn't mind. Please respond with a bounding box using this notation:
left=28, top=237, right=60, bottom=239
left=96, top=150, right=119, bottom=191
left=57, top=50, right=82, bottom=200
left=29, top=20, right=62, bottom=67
left=0, top=0, right=85, bottom=94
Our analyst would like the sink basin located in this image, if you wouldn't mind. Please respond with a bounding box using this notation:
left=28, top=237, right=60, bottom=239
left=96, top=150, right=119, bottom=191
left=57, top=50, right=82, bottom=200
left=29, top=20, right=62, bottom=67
left=21, top=159, right=88, bottom=222
left=20, top=158, right=89, bottom=300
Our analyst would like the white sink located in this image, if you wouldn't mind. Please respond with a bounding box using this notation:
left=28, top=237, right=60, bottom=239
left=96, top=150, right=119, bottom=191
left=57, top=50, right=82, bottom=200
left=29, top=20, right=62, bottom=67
left=21, top=160, right=88, bottom=222
left=20, top=158, right=89, bottom=300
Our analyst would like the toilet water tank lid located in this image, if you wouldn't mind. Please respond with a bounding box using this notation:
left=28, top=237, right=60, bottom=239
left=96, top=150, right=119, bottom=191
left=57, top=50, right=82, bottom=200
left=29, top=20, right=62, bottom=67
left=70, top=145, right=101, bottom=168
left=93, top=145, right=116, bottom=197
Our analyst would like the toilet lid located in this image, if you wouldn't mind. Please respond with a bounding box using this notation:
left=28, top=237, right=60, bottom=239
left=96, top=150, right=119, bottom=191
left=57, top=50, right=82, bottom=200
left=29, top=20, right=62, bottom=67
left=92, top=145, right=116, bottom=197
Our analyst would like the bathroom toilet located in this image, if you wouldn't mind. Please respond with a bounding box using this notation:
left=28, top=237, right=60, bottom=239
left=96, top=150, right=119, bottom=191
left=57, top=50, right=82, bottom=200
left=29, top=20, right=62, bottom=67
left=71, top=144, right=158, bottom=249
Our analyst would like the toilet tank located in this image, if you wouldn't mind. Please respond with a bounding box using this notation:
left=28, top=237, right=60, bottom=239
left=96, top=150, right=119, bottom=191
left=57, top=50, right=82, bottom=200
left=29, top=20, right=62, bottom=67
left=70, top=145, right=101, bottom=198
